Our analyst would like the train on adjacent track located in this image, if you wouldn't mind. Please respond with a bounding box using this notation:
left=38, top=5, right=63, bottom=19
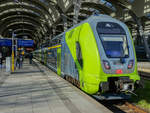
left=33, top=14, right=141, bottom=100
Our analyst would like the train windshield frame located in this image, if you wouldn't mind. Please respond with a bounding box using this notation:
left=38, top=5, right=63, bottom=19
left=96, top=22, right=129, bottom=58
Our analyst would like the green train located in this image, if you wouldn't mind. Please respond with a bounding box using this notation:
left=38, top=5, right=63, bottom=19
left=33, top=14, right=140, bottom=100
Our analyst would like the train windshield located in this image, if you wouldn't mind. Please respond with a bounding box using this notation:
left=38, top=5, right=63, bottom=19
left=97, top=22, right=129, bottom=58
left=101, top=36, right=129, bottom=58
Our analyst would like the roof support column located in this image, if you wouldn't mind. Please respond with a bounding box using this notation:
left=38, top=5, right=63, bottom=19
left=73, top=0, right=81, bottom=25
left=128, top=10, right=150, bottom=60
left=52, top=26, right=56, bottom=38
left=136, top=20, right=150, bottom=60
left=62, top=16, right=67, bottom=31
left=143, top=34, right=150, bottom=60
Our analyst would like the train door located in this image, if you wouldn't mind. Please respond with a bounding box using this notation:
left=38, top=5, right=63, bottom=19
left=57, top=48, right=61, bottom=76
left=76, top=42, right=83, bottom=68
left=75, top=42, right=82, bottom=82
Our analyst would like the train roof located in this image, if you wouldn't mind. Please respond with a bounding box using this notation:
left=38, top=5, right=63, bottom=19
left=52, top=14, right=124, bottom=41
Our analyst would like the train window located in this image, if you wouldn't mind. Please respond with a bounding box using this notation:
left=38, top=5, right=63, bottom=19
left=97, top=22, right=129, bottom=58
left=97, top=22, right=126, bottom=35
left=76, top=42, right=83, bottom=67
left=101, top=35, right=129, bottom=58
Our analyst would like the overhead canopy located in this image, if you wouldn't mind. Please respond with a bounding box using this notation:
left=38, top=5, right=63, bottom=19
left=0, top=0, right=143, bottom=46
left=0, top=0, right=63, bottom=42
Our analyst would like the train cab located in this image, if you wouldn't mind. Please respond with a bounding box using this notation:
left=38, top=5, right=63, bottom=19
left=93, top=20, right=140, bottom=94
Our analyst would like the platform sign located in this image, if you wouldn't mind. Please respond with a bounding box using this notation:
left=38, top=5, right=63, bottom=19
left=17, top=40, right=34, bottom=47
left=0, top=39, right=34, bottom=47
left=0, top=39, right=12, bottom=46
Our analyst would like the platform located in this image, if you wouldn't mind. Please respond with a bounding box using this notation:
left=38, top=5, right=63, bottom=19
left=138, top=62, right=150, bottom=73
left=0, top=60, right=112, bottom=113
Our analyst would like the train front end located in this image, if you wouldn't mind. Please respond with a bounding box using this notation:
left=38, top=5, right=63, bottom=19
left=93, top=17, right=140, bottom=99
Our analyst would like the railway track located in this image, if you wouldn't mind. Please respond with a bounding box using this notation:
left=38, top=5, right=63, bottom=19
left=99, top=100, right=148, bottom=113
left=125, top=102, right=148, bottom=113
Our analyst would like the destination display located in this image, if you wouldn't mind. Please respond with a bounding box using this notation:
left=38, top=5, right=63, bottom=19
left=17, top=39, right=34, bottom=47
left=0, top=39, right=34, bottom=47
left=0, top=39, right=12, bottom=46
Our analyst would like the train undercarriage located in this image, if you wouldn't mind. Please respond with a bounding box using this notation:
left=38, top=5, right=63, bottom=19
left=95, top=77, right=141, bottom=100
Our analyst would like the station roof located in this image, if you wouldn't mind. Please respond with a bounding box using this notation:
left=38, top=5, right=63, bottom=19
left=0, top=0, right=145, bottom=46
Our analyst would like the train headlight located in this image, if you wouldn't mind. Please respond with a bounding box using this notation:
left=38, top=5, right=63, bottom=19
left=103, top=60, right=111, bottom=69
left=128, top=60, right=134, bottom=69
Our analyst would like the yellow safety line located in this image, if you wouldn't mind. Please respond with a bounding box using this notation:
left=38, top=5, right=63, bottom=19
left=12, top=51, right=15, bottom=72
left=48, top=45, right=61, bottom=50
